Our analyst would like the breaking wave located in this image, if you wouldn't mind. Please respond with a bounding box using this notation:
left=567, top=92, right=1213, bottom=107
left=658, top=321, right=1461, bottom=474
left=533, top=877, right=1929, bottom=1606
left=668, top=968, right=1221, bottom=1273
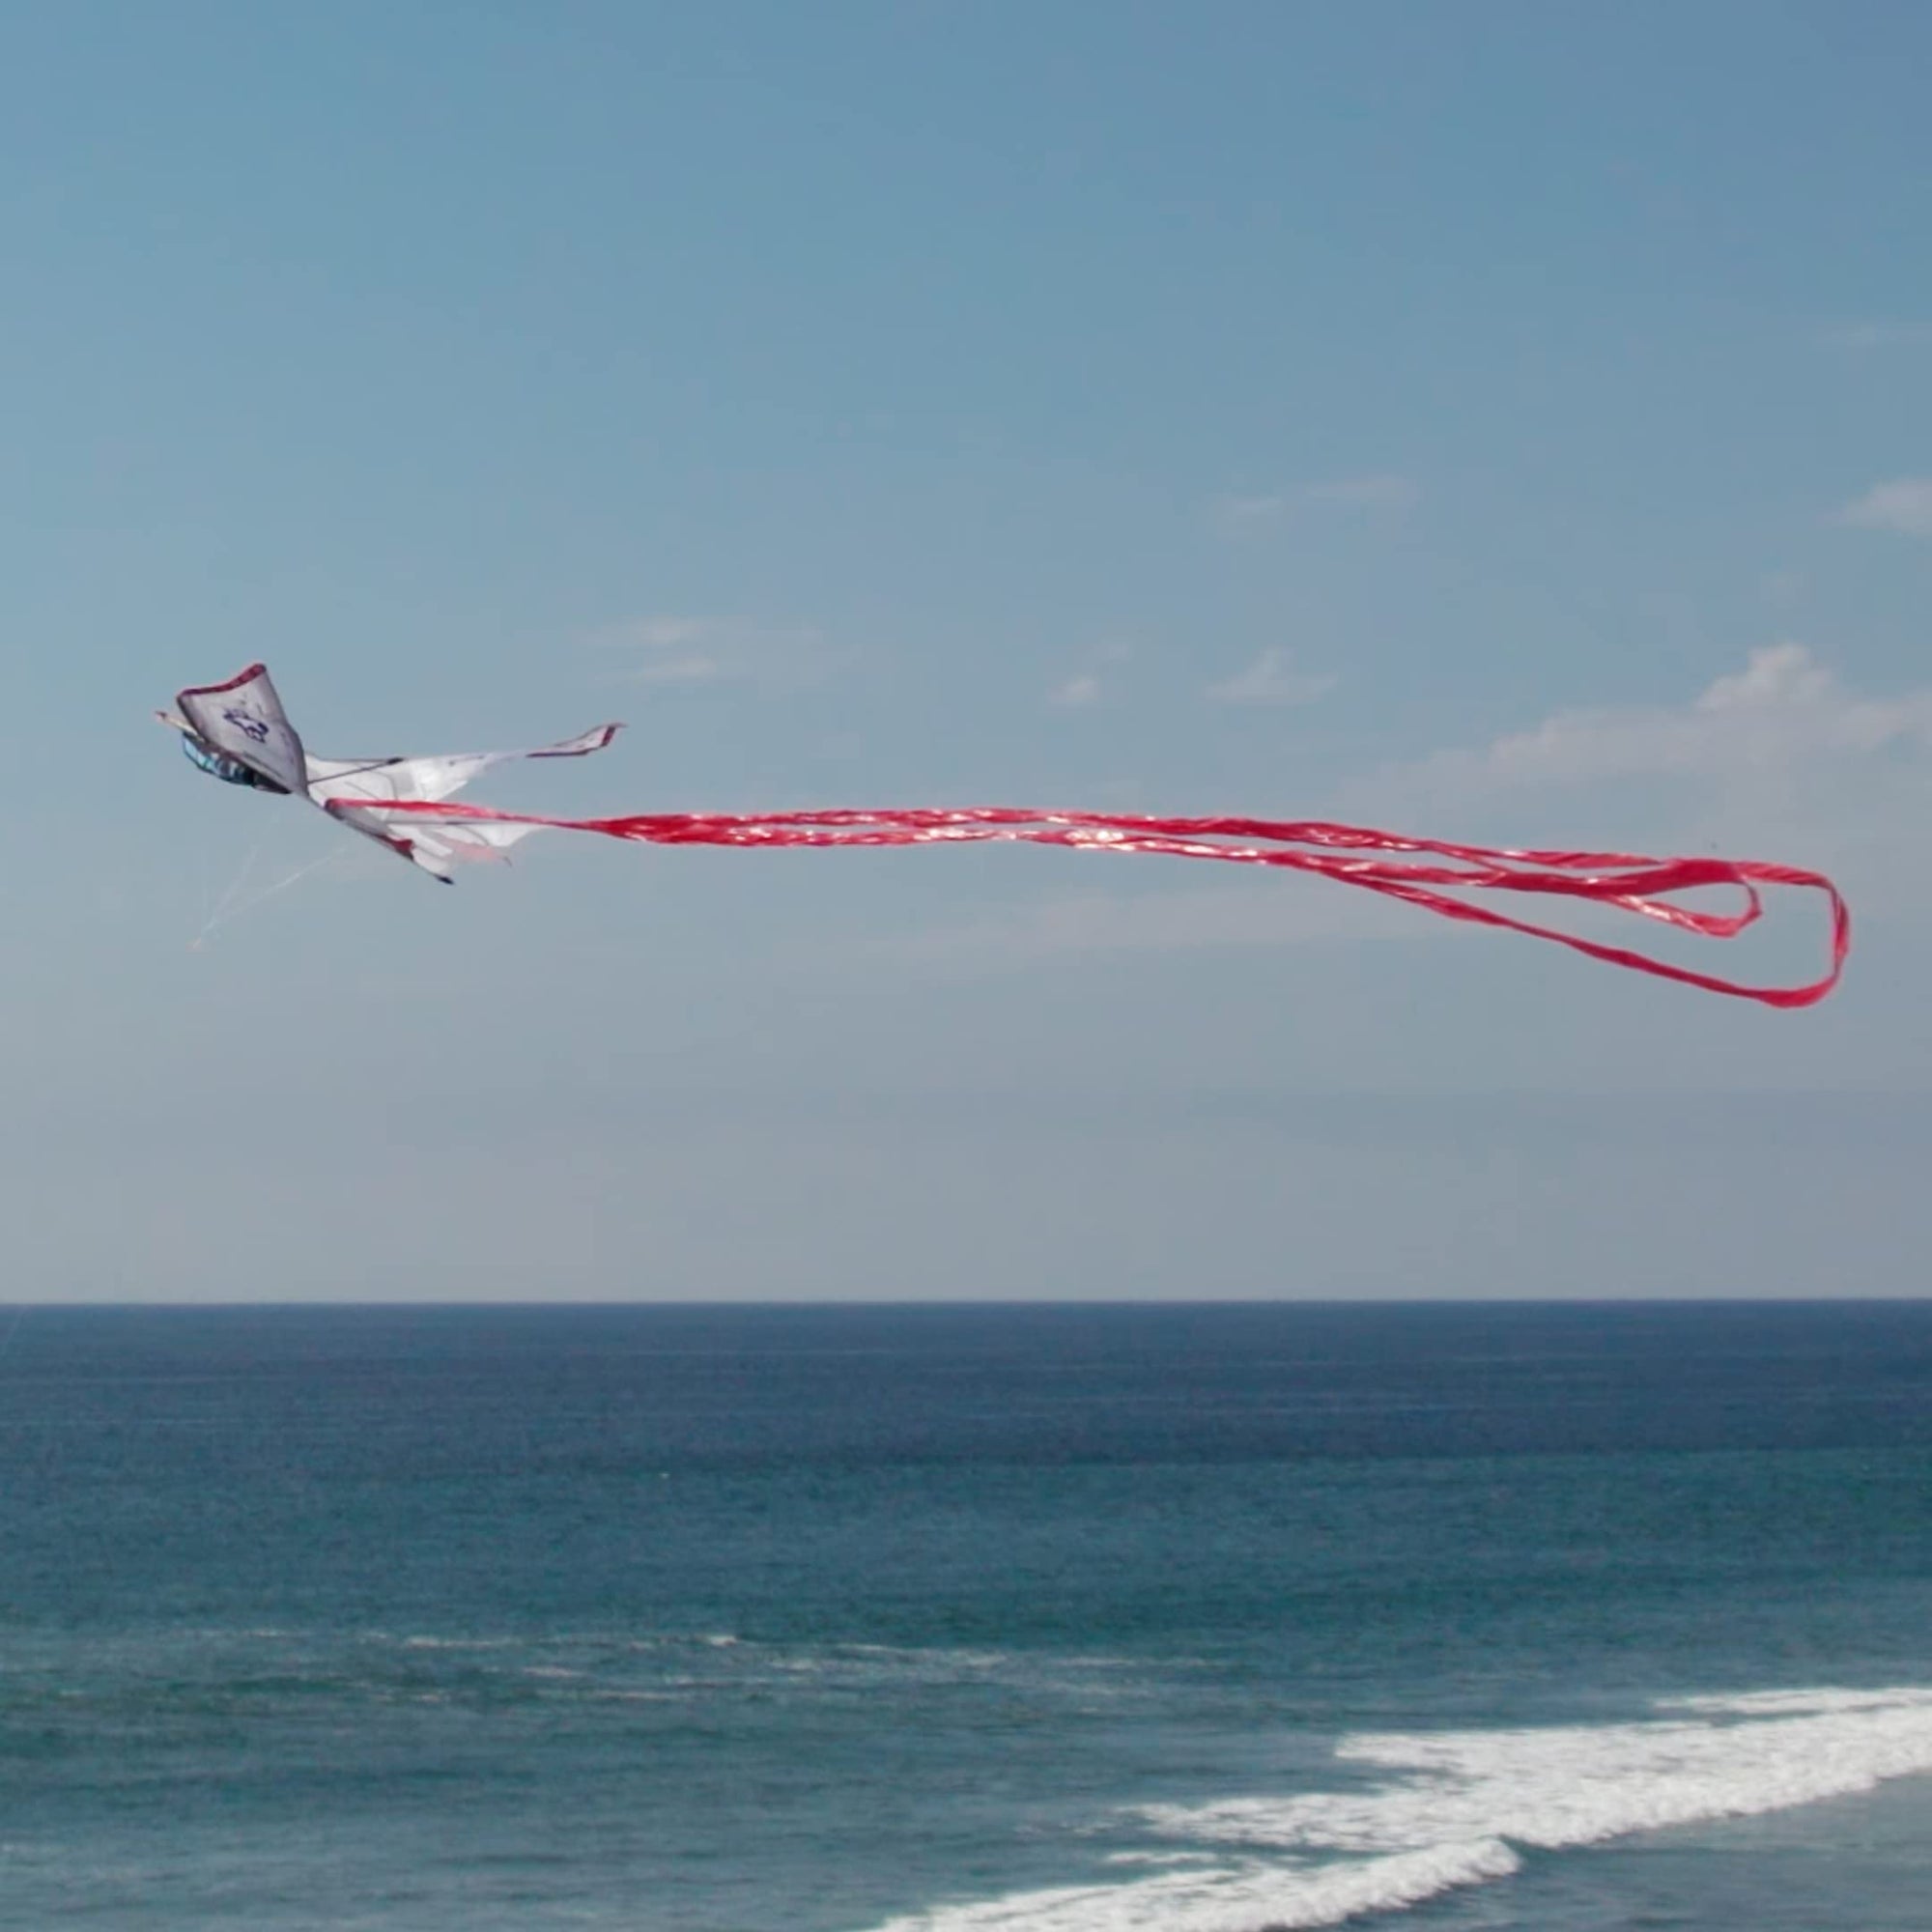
left=864, top=1686, right=1932, bottom=1932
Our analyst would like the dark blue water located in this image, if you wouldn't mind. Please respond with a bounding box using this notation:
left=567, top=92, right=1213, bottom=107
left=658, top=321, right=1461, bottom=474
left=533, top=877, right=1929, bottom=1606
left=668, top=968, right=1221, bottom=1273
left=3, top=1302, right=1929, bottom=1930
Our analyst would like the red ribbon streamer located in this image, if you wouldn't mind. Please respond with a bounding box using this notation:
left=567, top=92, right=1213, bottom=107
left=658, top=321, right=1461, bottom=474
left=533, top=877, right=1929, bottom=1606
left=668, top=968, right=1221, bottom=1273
left=356, top=801, right=1850, bottom=1007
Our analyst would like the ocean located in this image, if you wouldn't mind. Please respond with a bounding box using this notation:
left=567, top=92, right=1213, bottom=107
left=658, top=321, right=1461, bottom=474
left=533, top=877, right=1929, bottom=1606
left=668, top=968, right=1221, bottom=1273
left=1, top=1301, right=1928, bottom=1931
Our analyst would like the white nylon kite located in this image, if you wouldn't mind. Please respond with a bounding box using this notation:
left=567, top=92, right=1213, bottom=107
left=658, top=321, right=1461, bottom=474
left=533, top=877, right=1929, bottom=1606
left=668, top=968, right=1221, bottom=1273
left=159, top=663, right=621, bottom=882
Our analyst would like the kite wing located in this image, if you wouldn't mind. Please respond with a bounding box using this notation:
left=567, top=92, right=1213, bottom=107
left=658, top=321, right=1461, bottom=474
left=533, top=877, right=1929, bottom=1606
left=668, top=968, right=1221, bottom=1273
left=172, top=663, right=309, bottom=795
left=306, top=724, right=622, bottom=881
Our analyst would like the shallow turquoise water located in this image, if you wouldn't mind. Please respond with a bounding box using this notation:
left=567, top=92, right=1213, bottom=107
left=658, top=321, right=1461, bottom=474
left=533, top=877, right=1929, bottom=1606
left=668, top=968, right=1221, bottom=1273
left=2, top=1302, right=1928, bottom=1929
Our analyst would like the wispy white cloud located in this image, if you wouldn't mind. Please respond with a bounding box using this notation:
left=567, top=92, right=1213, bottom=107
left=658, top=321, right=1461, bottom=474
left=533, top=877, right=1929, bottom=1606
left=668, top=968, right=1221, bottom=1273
left=1046, top=639, right=1131, bottom=710
left=1334, top=644, right=1932, bottom=938
left=1206, top=647, right=1336, bottom=707
left=628, top=653, right=735, bottom=688
left=1834, top=479, right=1932, bottom=537
left=591, top=614, right=836, bottom=689
left=1302, top=473, right=1421, bottom=510
left=1216, top=474, right=1419, bottom=526
left=1826, top=322, right=1932, bottom=351
left=1215, top=493, right=1295, bottom=524
left=880, top=877, right=1424, bottom=969
left=1363, top=644, right=1932, bottom=803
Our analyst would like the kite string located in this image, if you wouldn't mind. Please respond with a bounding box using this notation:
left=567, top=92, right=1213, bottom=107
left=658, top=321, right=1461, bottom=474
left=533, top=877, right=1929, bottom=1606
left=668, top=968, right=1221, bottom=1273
left=195, top=827, right=268, bottom=945
left=194, top=846, right=343, bottom=946
left=348, top=800, right=1850, bottom=1008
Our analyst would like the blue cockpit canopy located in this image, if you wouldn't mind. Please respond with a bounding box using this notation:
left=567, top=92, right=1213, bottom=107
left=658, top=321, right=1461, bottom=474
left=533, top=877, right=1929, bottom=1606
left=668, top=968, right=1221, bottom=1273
left=182, top=733, right=288, bottom=792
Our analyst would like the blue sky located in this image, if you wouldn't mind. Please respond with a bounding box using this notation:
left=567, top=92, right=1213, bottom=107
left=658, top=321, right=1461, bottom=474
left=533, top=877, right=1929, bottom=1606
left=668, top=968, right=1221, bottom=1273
left=4, top=2, right=1928, bottom=1299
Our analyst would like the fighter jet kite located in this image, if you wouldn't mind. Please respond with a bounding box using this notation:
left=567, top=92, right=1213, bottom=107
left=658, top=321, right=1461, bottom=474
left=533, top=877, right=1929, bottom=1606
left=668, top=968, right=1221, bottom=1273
left=162, top=663, right=1848, bottom=1005
left=159, top=662, right=620, bottom=882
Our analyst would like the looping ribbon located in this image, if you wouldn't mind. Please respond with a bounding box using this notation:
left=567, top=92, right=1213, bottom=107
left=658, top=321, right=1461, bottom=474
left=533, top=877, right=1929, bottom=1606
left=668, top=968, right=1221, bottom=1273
left=362, top=801, right=1850, bottom=1008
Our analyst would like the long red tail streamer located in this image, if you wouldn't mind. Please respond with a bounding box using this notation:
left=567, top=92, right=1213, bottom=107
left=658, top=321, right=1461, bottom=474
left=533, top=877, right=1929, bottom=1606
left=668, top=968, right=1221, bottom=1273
left=361, top=801, right=1850, bottom=1007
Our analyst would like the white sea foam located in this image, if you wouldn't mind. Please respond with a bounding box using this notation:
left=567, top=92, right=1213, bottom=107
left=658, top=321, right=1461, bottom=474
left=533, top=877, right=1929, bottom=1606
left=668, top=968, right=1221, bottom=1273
left=388, top=1634, right=522, bottom=1652
left=1147, top=1687, right=1932, bottom=1858
left=866, top=1842, right=1520, bottom=1932
left=1662, top=1686, right=1912, bottom=1717
left=835, top=1643, right=1019, bottom=1672
left=861, top=1687, right=1932, bottom=1932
